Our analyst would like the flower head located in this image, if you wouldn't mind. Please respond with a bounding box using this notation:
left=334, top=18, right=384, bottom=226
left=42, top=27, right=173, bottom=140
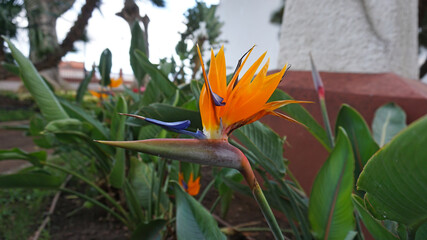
left=179, top=172, right=201, bottom=196
left=197, top=46, right=305, bottom=139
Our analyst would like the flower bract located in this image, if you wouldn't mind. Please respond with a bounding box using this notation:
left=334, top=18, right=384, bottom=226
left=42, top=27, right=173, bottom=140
left=179, top=172, right=201, bottom=196
left=197, top=46, right=307, bottom=139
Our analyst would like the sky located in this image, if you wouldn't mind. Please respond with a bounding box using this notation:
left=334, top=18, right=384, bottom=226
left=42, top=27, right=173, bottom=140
left=14, top=0, right=219, bottom=76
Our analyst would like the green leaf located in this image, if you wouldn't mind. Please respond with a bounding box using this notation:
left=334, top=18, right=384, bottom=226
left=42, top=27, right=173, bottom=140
left=131, top=219, right=167, bottom=240
left=0, top=172, right=62, bottom=188
left=174, top=182, right=226, bottom=240
left=232, top=121, right=286, bottom=179
left=134, top=50, right=180, bottom=101
left=140, top=78, right=162, bottom=105
left=270, top=89, right=331, bottom=151
left=99, top=48, right=112, bottom=86
left=60, top=99, right=110, bottom=140
left=415, top=222, right=427, bottom=240
left=352, top=195, right=399, bottom=240
left=130, top=22, right=147, bottom=86
left=372, top=103, right=407, bottom=147
left=76, top=68, right=94, bottom=104
left=109, top=96, right=128, bottom=188
left=335, top=104, right=379, bottom=182
left=357, top=115, right=427, bottom=228
left=44, top=118, right=85, bottom=133
left=0, top=148, right=46, bottom=166
left=1, top=62, right=20, bottom=75
left=3, top=37, right=69, bottom=122
left=124, top=180, right=145, bottom=225
left=128, top=158, right=153, bottom=209
left=309, top=128, right=355, bottom=240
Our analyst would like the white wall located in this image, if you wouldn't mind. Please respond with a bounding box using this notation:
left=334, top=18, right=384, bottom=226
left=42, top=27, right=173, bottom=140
left=216, top=0, right=283, bottom=74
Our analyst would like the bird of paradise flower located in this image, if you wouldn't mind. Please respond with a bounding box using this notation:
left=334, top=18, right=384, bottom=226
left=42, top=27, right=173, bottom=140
left=97, top=46, right=308, bottom=240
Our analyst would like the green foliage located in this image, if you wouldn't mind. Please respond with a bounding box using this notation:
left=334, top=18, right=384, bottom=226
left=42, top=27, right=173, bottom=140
left=372, top=102, right=407, bottom=147
left=131, top=219, right=167, bottom=240
left=109, top=96, right=128, bottom=188
left=270, top=89, right=331, bottom=151
left=130, top=22, right=148, bottom=87
left=0, top=148, right=45, bottom=166
left=233, top=121, right=286, bottom=178
left=76, top=68, right=95, bottom=104
left=174, top=182, right=226, bottom=240
left=0, top=108, right=34, bottom=122
left=309, top=128, right=355, bottom=240
left=0, top=172, right=63, bottom=188
left=358, top=115, right=427, bottom=229
left=99, top=48, right=112, bottom=86
left=335, top=104, right=379, bottom=194
left=352, top=195, right=399, bottom=240
left=0, top=188, right=52, bottom=240
left=3, top=37, right=69, bottom=121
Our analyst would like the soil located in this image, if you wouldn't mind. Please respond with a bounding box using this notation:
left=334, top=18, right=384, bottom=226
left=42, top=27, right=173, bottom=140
left=46, top=165, right=283, bottom=240
left=49, top=190, right=130, bottom=240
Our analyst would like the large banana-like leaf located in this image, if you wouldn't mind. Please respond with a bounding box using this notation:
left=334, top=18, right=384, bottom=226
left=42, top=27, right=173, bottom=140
left=309, top=128, right=355, bottom=240
left=3, top=37, right=69, bottom=121
left=358, top=115, right=427, bottom=228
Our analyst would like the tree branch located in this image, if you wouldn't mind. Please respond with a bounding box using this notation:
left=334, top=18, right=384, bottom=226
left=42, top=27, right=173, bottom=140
left=1, top=0, right=99, bottom=79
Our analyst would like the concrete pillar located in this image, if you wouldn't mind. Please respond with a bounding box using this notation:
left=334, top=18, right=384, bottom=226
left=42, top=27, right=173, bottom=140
left=277, top=0, right=418, bottom=79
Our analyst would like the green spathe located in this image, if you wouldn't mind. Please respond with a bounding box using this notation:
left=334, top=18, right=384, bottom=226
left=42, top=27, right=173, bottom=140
left=96, top=139, right=244, bottom=170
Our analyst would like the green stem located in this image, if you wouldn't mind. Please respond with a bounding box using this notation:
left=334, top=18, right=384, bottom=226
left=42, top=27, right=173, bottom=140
left=210, top=196, right=221, bottom=213
left=42, top=161, right=129, bottom=221
left=198, top=178, right=215, bottom=203
left=155, top=159, right=166, bottom=217
left=252, top=180, right=284, bottom=240
left=240, top=157, right=284, bottom=240
left=285, top=168, right=306, bottom=195
left=320, top=97, right=334, bottom=149
left=278, top=180, right=311, bottom=239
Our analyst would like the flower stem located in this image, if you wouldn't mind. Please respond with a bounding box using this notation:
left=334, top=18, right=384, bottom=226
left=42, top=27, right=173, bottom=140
left=240, top=157, right=284, bottom=240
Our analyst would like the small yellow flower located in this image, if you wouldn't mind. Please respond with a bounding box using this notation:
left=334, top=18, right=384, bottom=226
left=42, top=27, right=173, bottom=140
left=109, top=77, right=123, bottom=88
left=179, top=172, right=201, bottom=196
left=109, top=69, right=123, bottom=88
left=197, top=46, right=305, bottom=139
left=89, top=90, right=109, bottom=99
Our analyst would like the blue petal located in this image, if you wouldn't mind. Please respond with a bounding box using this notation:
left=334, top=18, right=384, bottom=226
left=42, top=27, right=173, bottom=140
left=120, top=113, right=206, bottom=139
left=144, top=117, right=191, bottom=130
left=210, top=88, right=225, bottom=106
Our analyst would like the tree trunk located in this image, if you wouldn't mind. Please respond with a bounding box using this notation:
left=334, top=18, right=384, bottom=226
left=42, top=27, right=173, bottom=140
left=24, top=0, right=75, bottom=89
